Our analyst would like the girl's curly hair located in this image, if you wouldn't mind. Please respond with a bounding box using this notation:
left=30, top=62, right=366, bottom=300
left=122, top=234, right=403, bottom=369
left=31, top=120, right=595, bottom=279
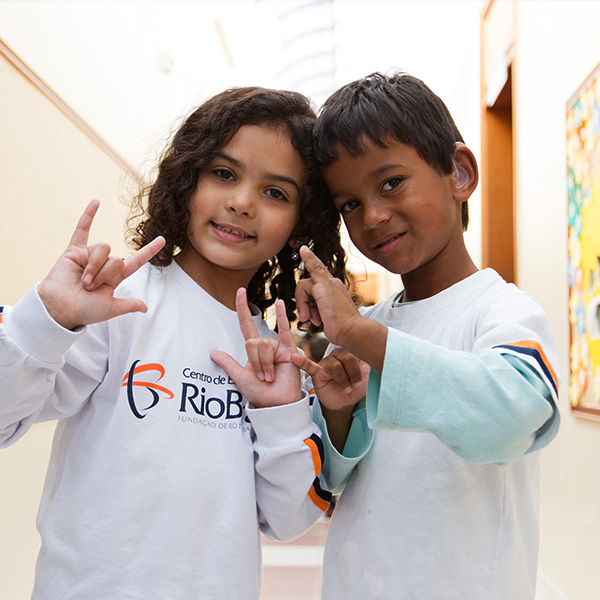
left=127, top=86, right=347, bottom=325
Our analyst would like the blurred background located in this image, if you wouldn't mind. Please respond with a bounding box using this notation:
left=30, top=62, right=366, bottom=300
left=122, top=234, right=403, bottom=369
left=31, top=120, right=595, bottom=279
left=1, top=1, right=599, bottom=598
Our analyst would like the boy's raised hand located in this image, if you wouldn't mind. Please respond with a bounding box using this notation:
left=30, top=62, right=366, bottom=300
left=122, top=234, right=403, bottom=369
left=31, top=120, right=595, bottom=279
left=296, top=246, right=363, bottom=347
left=210, top=288, right=303, bottom=408
left=37, top=200, right=165, bottom=330
left=296, top=245, right=387, bottom=374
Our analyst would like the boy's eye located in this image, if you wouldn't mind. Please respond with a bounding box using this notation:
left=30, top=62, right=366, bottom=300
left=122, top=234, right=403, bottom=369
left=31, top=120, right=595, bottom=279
left=340, top=199, right=360, bottom=214
left=214, top=168, right=235, bottom=181
left=382, top=177, right=403, bottom=192
left=266, top=188, right=288, bottom=202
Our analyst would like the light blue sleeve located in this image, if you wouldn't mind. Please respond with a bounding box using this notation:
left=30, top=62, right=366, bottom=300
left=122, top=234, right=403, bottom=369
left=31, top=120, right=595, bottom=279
left=311, top=398, right=374, bottom=494
left=366, top=329, right=558, bottom=466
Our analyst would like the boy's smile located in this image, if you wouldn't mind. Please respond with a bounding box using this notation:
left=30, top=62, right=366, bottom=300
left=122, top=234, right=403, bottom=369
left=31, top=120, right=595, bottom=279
left=323, top=137, right=476, bottom=300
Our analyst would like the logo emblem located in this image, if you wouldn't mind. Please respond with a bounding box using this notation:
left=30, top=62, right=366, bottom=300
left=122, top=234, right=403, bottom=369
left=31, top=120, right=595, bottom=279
left=122, top=360, right=174, bottom=419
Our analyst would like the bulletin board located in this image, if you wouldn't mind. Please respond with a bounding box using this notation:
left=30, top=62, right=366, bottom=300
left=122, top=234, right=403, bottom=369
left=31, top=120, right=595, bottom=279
left=567, top=61, right=600, bottom=418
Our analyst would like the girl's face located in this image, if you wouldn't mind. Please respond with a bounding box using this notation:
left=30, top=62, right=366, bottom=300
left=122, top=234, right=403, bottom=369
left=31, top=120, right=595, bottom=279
left=176, top=124, right=305, bottom=292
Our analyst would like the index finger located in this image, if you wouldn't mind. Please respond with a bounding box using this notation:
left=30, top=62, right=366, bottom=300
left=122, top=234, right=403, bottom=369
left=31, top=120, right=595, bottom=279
left=69, top=199, right=100, bottom=248
left=274, top=299, right=296, bottom=348
left=299, top=245, right=332, bottom=281
left=235, top=287, right=260, bottom=341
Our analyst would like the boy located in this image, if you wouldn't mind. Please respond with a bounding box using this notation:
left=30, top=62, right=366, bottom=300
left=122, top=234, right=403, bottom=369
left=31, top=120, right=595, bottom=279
left=294, top=73, right=560, bottom=599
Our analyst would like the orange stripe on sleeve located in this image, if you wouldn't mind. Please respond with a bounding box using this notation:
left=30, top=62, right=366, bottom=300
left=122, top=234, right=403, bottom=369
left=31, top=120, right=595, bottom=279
left=505, top=340, right=558, bottom=391
left=304, top=437, right=322, bottom=477
left=308, top=486, right=331, bottom=512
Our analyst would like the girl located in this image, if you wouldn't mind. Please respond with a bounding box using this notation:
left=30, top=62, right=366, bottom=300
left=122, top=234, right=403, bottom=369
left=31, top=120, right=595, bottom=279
left=0, top=87, right=344, bottom=599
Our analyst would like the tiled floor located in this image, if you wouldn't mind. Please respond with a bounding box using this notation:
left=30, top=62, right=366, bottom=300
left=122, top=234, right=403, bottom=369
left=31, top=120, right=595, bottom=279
left=260, top=518, right=329, bottom=600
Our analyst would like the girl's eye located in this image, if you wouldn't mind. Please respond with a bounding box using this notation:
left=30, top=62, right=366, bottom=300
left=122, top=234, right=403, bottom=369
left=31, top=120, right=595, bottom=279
left=340, top=199, right=360, bottom=214
left=266, top=188, right=287, bottom=202
left=214, top=168, right=235, bottom=181
left=382, top=177, right=403, bottom=192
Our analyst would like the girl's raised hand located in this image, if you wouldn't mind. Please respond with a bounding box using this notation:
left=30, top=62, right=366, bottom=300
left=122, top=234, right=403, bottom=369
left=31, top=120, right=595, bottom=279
left=37, top=200, right=165, bottom=330
left=210, top=288, right=303, bottom=408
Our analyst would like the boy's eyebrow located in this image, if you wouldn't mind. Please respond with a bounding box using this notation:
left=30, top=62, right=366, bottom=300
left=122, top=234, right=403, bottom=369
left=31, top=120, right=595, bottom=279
left=329, top=162, right=406, bottom=199
left=215, top=151, right=301, bottom=192
left=371, top=162, right=406, bottom=177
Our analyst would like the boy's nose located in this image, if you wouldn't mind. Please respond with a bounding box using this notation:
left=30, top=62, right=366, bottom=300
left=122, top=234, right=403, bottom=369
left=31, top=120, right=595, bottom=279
left=362, top=200, right=391, bottom=230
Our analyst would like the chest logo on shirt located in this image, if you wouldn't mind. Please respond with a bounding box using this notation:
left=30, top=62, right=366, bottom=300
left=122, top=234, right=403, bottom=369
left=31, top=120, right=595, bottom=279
left=121, top=360, right=175, bottom=419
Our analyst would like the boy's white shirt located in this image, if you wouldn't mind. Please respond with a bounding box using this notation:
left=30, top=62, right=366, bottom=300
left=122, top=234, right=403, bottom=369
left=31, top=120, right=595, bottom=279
left=316, top=268, right=560, bottom=600
left=0, top=261, right=329, bottom=600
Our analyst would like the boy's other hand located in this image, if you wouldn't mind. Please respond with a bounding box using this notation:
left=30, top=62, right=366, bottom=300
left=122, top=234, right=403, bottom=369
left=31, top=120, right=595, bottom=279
left=38, top=200, right=165, bottom=330
left=291, top=348, right=369, bottom=453
left=291, top=347, right=369, bottom=411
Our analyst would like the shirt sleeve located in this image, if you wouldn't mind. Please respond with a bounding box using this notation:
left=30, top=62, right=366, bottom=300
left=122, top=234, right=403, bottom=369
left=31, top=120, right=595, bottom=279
left=366, top=328, right=558, bottom=465
left=311, top=398, right=373, bottom=494
left=0, top=286, right=106, bottom=447
left=248, top=389, right=333, bottom=541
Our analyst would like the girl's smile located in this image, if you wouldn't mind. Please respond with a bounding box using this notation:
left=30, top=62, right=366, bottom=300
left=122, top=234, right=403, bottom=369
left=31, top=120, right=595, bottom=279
left=211, top=221, right=255, bottom=241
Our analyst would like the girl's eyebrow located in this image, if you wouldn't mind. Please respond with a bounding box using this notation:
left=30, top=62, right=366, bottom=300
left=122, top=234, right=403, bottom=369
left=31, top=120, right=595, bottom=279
left=215, top=151, right=301, bottom=193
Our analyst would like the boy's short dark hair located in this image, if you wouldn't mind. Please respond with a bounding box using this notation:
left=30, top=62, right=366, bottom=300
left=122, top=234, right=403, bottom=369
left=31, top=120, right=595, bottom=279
left=314, top=72, right=469, bottom=230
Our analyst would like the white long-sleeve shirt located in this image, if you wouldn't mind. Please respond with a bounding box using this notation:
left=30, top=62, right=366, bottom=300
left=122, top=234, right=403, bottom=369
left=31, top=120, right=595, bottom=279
left=315, top=268, right=560, bottom=600
left=0, top=261, right=330, bottom=600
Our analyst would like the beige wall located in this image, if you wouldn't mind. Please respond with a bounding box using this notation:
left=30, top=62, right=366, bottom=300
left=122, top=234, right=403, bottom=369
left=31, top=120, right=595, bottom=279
left=0, top=49, right=133, bottom=597
left=511, top=1, right=600, bottom=598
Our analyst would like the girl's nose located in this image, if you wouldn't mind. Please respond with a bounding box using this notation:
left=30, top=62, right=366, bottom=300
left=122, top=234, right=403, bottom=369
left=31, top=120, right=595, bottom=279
left=228, top=186, right=255, bottom=217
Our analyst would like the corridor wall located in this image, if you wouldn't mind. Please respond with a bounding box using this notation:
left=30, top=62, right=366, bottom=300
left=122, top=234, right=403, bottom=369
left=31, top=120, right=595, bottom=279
left=509, top=2, right=600, bottom=598
left=0, top=44, right=133, bottom=598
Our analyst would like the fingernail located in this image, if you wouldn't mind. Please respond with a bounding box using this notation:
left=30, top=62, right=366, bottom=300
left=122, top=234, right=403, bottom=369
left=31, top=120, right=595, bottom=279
left=82, top=274, right=93, bottom=285
left=344, top=385, right=353, bottom=394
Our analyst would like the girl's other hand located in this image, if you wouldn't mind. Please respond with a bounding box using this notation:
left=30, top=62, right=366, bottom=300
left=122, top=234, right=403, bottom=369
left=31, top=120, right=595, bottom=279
left=210, top=288, right=303, bottom=408
left=38, top=200, right=165, bottom=330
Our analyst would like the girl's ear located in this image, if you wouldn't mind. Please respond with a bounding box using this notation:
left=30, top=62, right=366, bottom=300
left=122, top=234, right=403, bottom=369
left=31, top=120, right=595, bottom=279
left=451, top=144, right=479, bottom=201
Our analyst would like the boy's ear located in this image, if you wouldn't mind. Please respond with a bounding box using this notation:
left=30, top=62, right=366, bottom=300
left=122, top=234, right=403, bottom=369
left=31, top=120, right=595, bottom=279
left=451, top=144, right=478, bottom=201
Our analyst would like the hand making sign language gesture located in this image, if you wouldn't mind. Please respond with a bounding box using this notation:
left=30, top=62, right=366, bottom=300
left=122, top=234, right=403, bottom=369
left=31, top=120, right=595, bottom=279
left=37, top=199, right=165, bottom=331
left=294, top=245, right=388, bottom=374
left=290, top=246, right=379, bottom=450
left=210, top=288, right=304, bottom=408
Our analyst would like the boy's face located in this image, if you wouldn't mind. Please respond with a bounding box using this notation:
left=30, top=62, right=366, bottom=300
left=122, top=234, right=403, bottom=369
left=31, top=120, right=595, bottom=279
left=323, top=137, right=466, bottom=285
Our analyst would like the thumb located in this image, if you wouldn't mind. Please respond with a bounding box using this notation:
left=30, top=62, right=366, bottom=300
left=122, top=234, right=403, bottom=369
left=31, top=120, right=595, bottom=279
left=210, top=350, right=244, bottom=383
left=290, top=352, right=322, bottom=379
left=109, top=297, right=149, bottom=319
